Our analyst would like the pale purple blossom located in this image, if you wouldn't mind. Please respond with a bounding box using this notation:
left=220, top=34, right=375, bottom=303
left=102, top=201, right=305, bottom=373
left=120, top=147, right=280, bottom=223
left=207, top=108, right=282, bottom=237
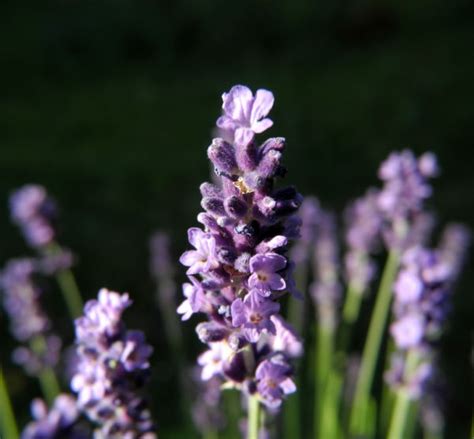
left=177, top=277, right=206, bottom=321
left=248, top=253, right=287, bottom=297
left=231, top=294, right=280, bottom=342
left=217, top=85, right=274, bottom=147
left=180, top=228, right=219, bottom=275
left=255, top=358, right=296, bottom=408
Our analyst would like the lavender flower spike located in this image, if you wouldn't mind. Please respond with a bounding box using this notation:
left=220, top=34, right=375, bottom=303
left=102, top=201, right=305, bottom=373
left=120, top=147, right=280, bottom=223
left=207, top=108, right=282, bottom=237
left=72, top=288, right=156, bottom=438
left=179, top=85, right=302, bottom=416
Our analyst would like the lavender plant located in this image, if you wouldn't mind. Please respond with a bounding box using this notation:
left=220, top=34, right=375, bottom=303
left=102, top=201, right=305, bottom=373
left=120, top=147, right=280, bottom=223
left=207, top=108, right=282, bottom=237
left=178, top=85, right=303, bottom=437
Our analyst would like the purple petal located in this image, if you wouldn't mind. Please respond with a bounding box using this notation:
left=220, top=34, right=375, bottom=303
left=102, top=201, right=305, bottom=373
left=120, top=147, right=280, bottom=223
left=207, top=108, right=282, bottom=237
left=267, top=273, right=286, bottom=291
left=250, top=89, right=274, bottom=125
left=222, top=85, right=253, bottom=121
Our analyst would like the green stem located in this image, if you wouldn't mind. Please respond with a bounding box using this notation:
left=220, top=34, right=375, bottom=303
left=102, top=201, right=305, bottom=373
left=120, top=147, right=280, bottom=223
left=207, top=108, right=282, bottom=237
left=55, top=268, right=83, bottom=319
left=30, top=336, right=60, bottom=404
left=44, top=242, right=83, bottom=319
left=248, top=394, right=260, bottom=439
left=349, top=250, right=400, bottom=436
left=342, top=283, right=364, bottom=326
left=0, top=366, right=19, bottom=439
left=387, top=350, right=419, bottom=439
left=314, top=323, right=333, bottom=438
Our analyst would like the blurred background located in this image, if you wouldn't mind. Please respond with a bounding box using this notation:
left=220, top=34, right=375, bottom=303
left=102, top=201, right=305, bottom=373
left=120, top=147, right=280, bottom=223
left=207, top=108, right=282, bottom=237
left=0, top=0, right=473, bottom=437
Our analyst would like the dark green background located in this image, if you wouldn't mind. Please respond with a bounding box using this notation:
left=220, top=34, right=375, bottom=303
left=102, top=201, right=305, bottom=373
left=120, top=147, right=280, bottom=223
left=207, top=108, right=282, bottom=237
left=0, top=0, right=472, bottom=437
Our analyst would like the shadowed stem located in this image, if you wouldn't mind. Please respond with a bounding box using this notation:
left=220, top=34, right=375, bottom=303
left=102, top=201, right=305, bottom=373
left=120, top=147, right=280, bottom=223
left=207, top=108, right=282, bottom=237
left=248, top=394, right=261, bottom=439
left=0, top=365, right=19, bottom=439
left=30, top=336, right=60, bottom=404
left=349, top=249, right=400, bottom=436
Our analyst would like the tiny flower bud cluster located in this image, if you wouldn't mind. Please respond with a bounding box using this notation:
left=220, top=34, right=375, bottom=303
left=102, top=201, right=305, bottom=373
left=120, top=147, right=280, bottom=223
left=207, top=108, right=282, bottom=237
left=178, top=85, right=302, bottom=409
left=10, top=185, right=58, bottom=248
left=72, top=289, right=156, bottom=438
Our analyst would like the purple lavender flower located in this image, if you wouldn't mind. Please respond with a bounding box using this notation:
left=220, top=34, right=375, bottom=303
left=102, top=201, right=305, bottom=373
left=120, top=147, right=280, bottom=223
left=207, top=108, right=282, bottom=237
left=0, top=258, right=49, bottom=341
left=377, top=151, right=438, bottom=250
left=179, top=228, right=219, bottom=275
left=390, top=312, right=425, bottom=349
left=177, top=277, right=207, bottom=321
left=217, top=85, right=274, bottom=147
left=22, top=394, right=86, bottom=439
left=71, top=288, right=156, bottom=438
left=255, top=358, right=296, bottom=408
left=265, top=315, right=303, bottom=358
left=10, top=184, right=57, bottom=248
left=344, top=189, right=382, bottom=292
left=386, top=236, right=469, bottom=399
left=231, top=293, right=280, bottom=342
left=179, top=85, right=302, bottom=412
left=248, top=253, right=287, bottom=297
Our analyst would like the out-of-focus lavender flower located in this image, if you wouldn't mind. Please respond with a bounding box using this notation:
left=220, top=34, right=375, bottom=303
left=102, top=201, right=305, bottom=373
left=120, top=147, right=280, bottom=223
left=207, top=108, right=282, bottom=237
left=71, top=288, right=156, bottom=438
left=10, top=185, right=57, bottom=248
left=22, top=394, right=86, bottom=439
left=179, top=85, right=302, bottom=411
left=13, top=335, right=61, bottom=376
left=377, top=151, right=438, bottom=250
left=438, top=223, right=471, bottom=279
left=0, top=258, right=49, bottom=341
left=217, top=85, right=274, bottom=147
left=191, top=367, right=226, bottom=434
left=386, top=235, right=468, bottom=397
left=310, top=210, right=341, bottom=330
left=0, top=258, right=64, bottom=379
left=344, top=190, right=382, bottom=293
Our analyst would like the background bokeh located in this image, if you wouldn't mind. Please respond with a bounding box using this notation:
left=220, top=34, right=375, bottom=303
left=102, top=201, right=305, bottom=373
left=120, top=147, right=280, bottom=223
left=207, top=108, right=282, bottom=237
left=1, top=0, right=473, bottom=437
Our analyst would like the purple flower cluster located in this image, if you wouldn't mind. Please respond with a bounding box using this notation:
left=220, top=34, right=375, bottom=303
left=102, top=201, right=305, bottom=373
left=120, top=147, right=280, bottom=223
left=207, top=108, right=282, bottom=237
left=385, top=239, right=468, bottom=397
left=10, top=185, right=58, bottom=248
left=344, top=190, right=381, bottom=293
left=0, top=259, right=49, bottom=341
left=377, top=151, right=438, bottom=250
left=0, top=258, right=62, bottom=375
left=310, top=210, right=341, bottom=330
left=178, top=85, right=302, bottom=409
left=22, top=394, right=86, bottom=439
left=71, top=288, right=156, bottom=438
